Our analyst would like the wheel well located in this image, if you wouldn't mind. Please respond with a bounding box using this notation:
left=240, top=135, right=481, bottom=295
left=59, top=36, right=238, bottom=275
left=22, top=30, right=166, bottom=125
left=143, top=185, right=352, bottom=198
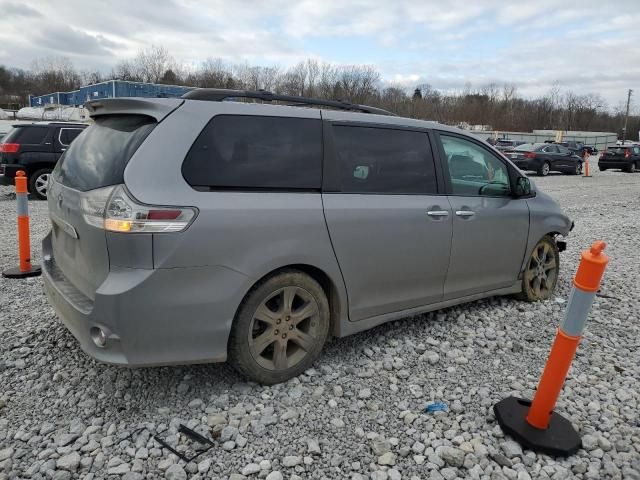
left=25, top=163, right=54, bottom=176
left=253, top=264, right=342, bottom=336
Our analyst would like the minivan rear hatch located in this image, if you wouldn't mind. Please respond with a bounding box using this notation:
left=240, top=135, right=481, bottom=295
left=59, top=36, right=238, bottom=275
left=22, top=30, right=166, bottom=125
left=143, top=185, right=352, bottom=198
left=48, top=113, right=159, bottom=300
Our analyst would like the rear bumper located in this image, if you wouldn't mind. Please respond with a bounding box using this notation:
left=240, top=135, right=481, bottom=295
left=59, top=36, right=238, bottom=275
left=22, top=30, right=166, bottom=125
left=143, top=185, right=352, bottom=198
left=598, top=160, right=632, bottom=169
left=42, top=231, right=251, bottom=366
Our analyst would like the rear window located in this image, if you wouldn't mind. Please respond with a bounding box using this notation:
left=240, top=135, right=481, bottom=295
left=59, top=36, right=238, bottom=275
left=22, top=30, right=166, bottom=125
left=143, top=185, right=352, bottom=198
left=182, top=115, right=322, bottom=190
left=53, top=115, right=155, bottom=191
left=514, top=143, right=535, bottom=152
left=4, top=126, right=48, bottom=144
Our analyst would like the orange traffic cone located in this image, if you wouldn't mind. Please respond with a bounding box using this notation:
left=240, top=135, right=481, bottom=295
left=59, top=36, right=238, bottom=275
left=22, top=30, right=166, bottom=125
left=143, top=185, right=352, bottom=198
left=494, top=241, right=609, bottom=456
left=2, top=171, right=42, bottom=278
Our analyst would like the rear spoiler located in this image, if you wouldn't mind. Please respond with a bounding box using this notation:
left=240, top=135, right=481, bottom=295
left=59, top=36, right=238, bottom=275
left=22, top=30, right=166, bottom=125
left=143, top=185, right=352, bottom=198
left=84, top=98, right=184, bottom=122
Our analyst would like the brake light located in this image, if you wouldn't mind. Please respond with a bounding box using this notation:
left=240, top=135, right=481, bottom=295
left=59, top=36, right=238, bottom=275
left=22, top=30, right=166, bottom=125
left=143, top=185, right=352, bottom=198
left=80, top=185, right=196, bottom=233
left=625, top=149, right=631, bottom=158
left=0, top=143, right=20, bottom=153
left=524, top=152, right=536, bottom=159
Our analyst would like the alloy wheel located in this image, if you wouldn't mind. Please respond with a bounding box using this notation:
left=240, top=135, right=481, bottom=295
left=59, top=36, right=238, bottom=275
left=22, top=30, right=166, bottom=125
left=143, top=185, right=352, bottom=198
left=542, top=162, right=550, bottom=176
left=248, top=286, right=321, bottom=371
left=524, top=242, right=557, bottom=299
left=35, top=173, right=50, bottom=198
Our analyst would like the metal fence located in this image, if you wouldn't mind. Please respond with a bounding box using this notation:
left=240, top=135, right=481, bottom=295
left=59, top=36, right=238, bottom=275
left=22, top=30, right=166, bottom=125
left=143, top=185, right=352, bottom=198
left=469, top=131, right=617, bottom=151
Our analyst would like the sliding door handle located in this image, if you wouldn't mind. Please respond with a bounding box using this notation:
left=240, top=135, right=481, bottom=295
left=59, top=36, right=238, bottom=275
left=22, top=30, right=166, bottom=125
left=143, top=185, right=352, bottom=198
left=427, top=210, right=449, bottom=217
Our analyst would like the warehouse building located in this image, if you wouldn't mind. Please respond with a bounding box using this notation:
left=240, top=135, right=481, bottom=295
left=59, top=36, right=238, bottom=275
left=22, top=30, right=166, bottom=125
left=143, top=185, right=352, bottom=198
left=29, top=80, right=194, bottom=107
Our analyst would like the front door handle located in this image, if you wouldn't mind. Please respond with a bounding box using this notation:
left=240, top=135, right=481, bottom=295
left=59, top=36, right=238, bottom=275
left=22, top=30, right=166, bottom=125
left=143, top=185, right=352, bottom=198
left=427, top=210, right=449, bottom=217
left=455, top=210, right=475, bottom=217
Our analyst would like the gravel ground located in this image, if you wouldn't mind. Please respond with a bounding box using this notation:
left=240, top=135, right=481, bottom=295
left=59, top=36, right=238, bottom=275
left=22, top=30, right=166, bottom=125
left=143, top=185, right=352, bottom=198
left=1, top=163, right=639, bottom=480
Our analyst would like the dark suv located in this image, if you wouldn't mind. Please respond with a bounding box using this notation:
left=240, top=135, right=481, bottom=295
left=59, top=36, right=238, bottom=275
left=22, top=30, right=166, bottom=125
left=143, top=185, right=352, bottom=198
left=0, top=122, right=87, bottom=199
left=598, top=145, right=640, bottom=172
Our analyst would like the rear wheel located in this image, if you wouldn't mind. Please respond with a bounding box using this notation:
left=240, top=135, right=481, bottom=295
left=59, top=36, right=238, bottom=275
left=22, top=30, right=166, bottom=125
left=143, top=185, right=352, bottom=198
left=537, top=161, right=550, bottom=176
left=516, top=236, right=559, bottom=302
left=626, top=162, right=637, bottom=173
left=228, top=270, right=330, bottom=384
left=29, top=169, right=52, bottom=200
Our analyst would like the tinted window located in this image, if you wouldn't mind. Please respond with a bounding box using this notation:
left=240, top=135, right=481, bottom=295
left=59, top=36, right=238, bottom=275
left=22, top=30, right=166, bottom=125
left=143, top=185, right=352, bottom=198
left=514, top=143, right=535, bottom=152
left=543, top=145, right=558, bottom=153
left=5, top=126, right=48, bottom=144
left=440, top=134, right=511, bottom=197
left=54, top=115, right=155, bottom=191
left=332, top=125, right=437, bottom=194
left=557, top=145, right=570, bottom=154
left=182, top=115, right=321, bottom=190
left=59, top=128, right=84, bottom=145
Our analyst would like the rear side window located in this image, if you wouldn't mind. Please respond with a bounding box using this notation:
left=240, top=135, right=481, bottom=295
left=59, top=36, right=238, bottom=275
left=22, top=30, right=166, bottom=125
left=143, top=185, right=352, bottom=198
left=182, top=115, right=322, bottom=190
left=54, top=115, right=155, bottom=191
left=4, top=126, right=48, bottom=144
left=59, top=128, right=84, bottom=146
left=332, top=125, right=437, bottom=194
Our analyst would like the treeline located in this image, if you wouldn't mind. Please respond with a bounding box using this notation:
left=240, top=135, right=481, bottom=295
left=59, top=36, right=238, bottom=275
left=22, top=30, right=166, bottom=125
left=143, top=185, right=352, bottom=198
left=0, top=46, right=637, bottom=137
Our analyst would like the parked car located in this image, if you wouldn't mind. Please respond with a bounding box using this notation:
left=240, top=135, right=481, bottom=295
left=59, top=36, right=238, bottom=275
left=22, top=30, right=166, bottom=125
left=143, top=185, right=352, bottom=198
left=0, top=122, right=87, bottom=199
left=506, top=143, right=583, bottom=176
left=598, top=145, right=640, bottom=172
left=494, top=139, right=526, bottom=151
left=42, top=90, right=573, bottom=384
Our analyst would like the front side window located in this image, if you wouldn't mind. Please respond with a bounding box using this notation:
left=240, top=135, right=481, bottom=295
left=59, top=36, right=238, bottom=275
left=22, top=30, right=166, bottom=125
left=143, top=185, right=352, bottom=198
left=332, top=125, right=437, bottom=194
left=440, top=134, right=511, bottom=197
left=182, top=115, right=322, bottom=190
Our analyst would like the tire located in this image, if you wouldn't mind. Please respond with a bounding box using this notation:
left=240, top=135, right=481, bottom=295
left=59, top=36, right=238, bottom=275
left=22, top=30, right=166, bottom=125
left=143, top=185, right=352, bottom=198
left=570, top=162, right=582, bottom=175
left=537, top=161, right=550, bottom=177
left=228, top=270, right=330, bottom=384
left=28, top=168, right=52, bottom=200
left=626, top=162, right=637, bottom=173
left=516, top=235, right=560, bottom=302
left=599, top=166, right=607, bottom=172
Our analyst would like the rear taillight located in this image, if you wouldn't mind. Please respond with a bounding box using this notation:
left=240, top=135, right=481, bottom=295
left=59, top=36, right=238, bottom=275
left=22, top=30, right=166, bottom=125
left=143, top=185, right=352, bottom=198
left=0, top=143, right=20, bottom=153
left=81, top=185, right=196, bottom=233
left=524, top=152, right=536, bottom=159
left=625, top=149, right=631, bottom=158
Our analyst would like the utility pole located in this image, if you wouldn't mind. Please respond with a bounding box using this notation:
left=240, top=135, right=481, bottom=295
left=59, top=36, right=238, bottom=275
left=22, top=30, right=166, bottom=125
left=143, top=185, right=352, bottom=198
left=622, top=89, right=632, bottom=143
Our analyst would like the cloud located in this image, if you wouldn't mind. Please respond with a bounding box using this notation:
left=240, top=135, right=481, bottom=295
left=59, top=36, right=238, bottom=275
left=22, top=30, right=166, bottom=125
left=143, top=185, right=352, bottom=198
left=0, top=0, right=637, bottom=107
left=2, top=2, right=43, bottom=18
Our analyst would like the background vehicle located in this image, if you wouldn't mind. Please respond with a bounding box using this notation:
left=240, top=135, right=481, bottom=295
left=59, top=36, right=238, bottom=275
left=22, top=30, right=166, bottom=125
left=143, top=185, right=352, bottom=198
left=42, top=90, right=572, bottom=384
left=494, top=139, right=526, bottom=151
left=0, top=122, right=87, bottom=199
left=506, top=142, right=583, bottom=176
left=598, top=145, right=640, bottom=172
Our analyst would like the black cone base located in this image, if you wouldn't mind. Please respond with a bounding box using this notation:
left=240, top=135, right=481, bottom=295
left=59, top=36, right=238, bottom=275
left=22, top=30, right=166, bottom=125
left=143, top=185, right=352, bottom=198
left=494, top=396, right=581, bottom=457
left=2, top=264, right=42, bottom=278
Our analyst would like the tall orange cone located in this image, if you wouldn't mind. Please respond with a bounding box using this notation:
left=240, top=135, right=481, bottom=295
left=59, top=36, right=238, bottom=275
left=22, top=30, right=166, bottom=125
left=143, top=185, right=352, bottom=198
left=2, top=171, right=42, bottom=278
left=582, top=150, right=592, bottom=177
left=493, top=241, right=609, bottom=456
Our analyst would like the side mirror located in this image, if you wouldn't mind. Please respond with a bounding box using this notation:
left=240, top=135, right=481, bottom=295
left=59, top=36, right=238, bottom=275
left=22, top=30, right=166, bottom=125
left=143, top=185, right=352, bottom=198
left=515, top=176, right=532, bottom=197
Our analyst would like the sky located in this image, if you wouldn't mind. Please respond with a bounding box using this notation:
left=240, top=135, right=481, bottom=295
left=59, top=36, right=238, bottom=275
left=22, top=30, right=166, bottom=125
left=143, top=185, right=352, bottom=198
left=0, top=0, right=638, bottom=109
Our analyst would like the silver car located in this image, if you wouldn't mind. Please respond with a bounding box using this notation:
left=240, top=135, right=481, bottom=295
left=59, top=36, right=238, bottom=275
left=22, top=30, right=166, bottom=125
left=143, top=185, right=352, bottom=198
left=42, top=90, right=572, bottom=384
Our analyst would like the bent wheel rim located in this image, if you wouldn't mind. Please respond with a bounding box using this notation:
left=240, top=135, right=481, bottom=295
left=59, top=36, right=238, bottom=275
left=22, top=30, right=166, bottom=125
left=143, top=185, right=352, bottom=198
left=248, top=286, right=321, bottom=371
left=524, top=242, right=557, bottom=299
left=35, top=173, right=50, bottom=197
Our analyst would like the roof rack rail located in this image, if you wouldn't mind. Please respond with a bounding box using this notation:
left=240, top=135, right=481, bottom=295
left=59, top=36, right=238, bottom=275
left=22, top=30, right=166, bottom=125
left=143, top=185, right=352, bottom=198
left=181, top=88, right=396, bottom=116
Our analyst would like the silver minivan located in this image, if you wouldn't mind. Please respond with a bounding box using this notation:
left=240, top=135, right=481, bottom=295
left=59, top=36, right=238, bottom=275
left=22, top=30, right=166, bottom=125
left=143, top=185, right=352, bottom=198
left=42, top=89, right=572, bottom=384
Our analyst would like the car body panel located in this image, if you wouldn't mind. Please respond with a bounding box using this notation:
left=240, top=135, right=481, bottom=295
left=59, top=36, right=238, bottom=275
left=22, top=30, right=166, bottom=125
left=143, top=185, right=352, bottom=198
left=41, top=96, right=572, bottom=367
